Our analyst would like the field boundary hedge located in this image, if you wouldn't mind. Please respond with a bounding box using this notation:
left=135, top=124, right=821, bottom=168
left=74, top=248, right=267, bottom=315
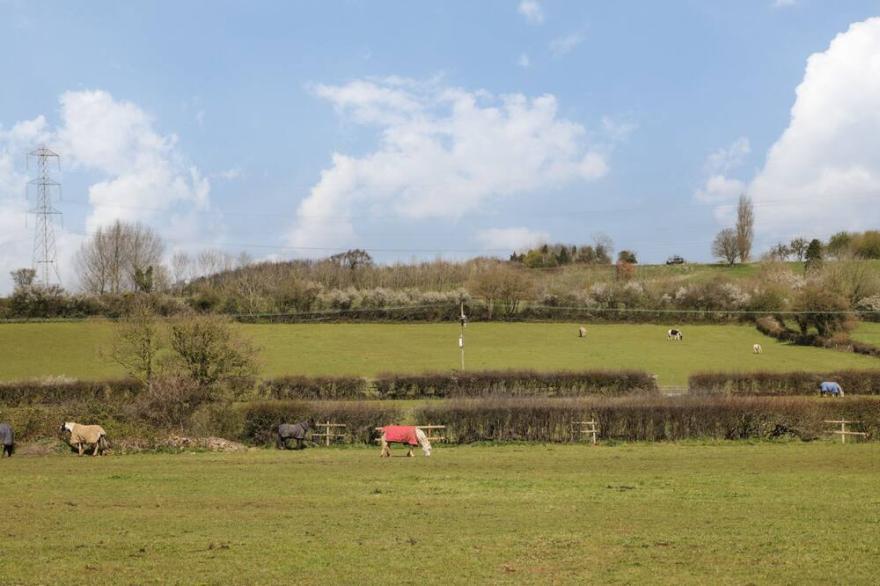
left=0, top=378, right=143, bottom=406
left=689, top=370, right=880, bottom=396
left=372, top=370, right=658, bottom=399
left=414, top=396, right=880, bottom=443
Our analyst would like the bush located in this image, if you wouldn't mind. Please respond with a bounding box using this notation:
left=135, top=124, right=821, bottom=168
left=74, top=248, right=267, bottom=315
left=258, top=376, right=368, bottom=400
left=689, top=370, right=880, bottom=396
left=372, top=370, right=658, bottom=399
left=0, top=378, right=143, bottom=406
left=240, top=401, right=402, bottom=446
left=415, top=396, right=880, bottom=443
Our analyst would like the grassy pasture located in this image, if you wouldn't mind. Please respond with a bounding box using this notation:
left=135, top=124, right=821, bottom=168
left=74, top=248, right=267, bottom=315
left=852, top=321, right=880, bottom=347
left=0, top=443, right=877, bottom=584
left=1, top=321, right=878, bottom=386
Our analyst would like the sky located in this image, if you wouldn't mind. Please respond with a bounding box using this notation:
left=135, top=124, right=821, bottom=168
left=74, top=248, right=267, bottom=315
left=2, top=0, right=880, bottom=292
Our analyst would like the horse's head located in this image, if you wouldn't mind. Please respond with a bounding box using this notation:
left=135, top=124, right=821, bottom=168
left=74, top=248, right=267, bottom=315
left=416, top=428, right=432, bottom=457
left=60, top=422, right=75, bottom=434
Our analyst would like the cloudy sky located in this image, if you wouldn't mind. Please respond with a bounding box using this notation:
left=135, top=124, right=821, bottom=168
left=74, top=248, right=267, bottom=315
left=2, top=0, right=880, bottom=292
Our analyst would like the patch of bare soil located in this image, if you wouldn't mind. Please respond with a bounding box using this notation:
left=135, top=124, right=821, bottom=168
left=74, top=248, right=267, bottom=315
left=161, top=435, right=249, bottom=452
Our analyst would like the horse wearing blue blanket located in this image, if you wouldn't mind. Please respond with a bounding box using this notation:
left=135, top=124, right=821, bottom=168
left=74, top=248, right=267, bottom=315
left=819, top=381, right=844, bottom=397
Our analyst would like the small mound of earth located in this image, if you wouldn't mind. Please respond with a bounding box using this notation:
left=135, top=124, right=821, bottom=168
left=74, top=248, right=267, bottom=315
left=163, top=435, right=248, bottom=452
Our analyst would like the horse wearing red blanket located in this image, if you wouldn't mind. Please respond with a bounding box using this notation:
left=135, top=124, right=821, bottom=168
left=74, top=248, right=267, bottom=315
left=380, top=426, right=432, bottom=457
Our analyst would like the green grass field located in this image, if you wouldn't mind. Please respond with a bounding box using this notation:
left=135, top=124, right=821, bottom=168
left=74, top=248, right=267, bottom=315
left=853, top=321, right=880, bottom=347
left=1, top=321, right=878, bottom=386
left=1, top=443, right=877, bottom=584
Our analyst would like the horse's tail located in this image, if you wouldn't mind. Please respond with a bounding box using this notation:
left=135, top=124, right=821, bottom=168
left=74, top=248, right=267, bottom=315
left=98, top=434, right=110, bottom=452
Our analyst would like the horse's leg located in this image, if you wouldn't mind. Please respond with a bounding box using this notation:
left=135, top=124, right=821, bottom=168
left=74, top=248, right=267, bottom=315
left=93, top=443, right=99, bottom=456
left=407, top=447, right=413, bottom=457
left=77, top=443, right=83, bottom=456
left=380, top=438, right=389, bottom=457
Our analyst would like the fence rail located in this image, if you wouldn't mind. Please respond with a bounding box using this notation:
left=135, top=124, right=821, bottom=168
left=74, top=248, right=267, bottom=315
left=823, top=419, right=868, bottom=444
left=311, top=421, right=348, bottom=446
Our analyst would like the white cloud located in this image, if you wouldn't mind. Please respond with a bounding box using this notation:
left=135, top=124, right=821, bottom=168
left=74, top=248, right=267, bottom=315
left=773, top=0, right=796, bottom=8
left=549, top=33, right=584, bottom=57
left=56, top=90, right=210, bottom=232
left=517, top=53, right=531, bottom=68
left=477, top=227, right=549, bottom=251
left=289, top=78, right=611, bottom=250
left=695, top=175, right=747, bottom=204
left=518, top=1, right=544, bottom=25
left=217, top=167, right=243, bottom=181
left=746, top=17, right=880, bottom=238
left=694, top=137, right=749, bottom=205
left=704, top=137, right=750, bottom=175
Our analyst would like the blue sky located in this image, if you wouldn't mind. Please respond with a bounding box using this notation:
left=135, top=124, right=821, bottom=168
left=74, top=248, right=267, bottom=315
left=2, top=0, right=880, bottom=291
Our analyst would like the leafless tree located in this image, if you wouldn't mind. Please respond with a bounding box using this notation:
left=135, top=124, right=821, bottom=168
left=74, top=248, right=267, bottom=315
left=735, top=194, right=754, bottom=262
left=712, top=228, right=739, bottom=266
left=789, top=237, right=808, bottom=261
left=76, top=220, right=164, bottom=294
left=10, top=268, right=36, bottom=291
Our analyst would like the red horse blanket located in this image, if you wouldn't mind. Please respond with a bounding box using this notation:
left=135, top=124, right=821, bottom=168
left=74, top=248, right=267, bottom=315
left=383, top=426, right=419, bottom=445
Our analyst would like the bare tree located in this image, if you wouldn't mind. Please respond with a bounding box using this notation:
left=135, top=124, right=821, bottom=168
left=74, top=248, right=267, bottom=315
left=171, top=251, right=193, bottom=286
left=10, top=268, right=36, bottom=291
left=789, top=237, right=808, bottom=261
left=467, top=262, right=533, bottom=319
left=76, top=220, right=164, bottom=294
left=735, top=194, right=754, bottom=262
left=712, top=228, right=739, bottom=266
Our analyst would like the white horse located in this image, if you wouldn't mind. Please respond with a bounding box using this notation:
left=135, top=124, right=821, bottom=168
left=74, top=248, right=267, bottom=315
left=753, top=343, right=763, bottom=354
left=60, top=422, right=109, bottom=456
left=379, top=426, right=432, bottom=457
left=578, top=326, right=587, bottom=338
left=666, top=329, right=683, bottom=341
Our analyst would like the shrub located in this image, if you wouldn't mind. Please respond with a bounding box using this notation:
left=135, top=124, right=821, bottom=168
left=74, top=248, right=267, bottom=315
left=689, top=370, right=880, bottom=396
left=258, top=376, right=368, bottom=400
left=239, top=400, right=403, bottom=446
left=372, top=370, right=658, bottom=399
left=0, top=378, right=143, bottom=406
left=415, top=396, right=880, bottom=443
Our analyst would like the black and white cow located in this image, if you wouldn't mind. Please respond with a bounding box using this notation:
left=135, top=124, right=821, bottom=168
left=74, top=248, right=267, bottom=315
left=666, top=329, right=683, bottom=341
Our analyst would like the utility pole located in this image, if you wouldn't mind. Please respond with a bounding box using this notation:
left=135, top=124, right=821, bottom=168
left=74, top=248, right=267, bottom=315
left=459, top=300, right=468, bottom=371
left=27, top=146, right=62, bottom=287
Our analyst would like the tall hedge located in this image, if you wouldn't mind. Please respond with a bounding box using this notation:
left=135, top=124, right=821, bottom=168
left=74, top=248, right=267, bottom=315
left=0, top=379, right=143, bottom=406
left=257, top=376, right=367, bottom=400
left=415, top=396, right=880, bottom=443
left=689, top=371, right=880, bottom=396
left=373, top=369, right=658, bottom=399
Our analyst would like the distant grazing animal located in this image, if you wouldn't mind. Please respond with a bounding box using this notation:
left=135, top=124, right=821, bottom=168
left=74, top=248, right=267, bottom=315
left=0, top=422, right=14, bottom=457
left=819, top=381, right=844, bottom=397
left=578, top=326, right=587, bottom=338
left=277, top=419, right=314, bottom=450
left=380, top=426, right=432, bottom=458
left=666, top=329, right=683, bottom=341
left=753, top=343, right=763, bottom=354
left=60, top=422, right=108, bottom=456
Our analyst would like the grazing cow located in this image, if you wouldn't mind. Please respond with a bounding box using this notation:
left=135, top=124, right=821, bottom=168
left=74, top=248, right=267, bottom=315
left=753, top=343, right=763, bottom=354
left=60, top=422, right=108, bottom=456
left=0, top=422, right=14, bottom=457
left=666, top=329, right=683, bottom=341
left=578, top=326, right=587, bottom=338
left=819, top=381, right=844, bottom=397
left=379, top=426, right=432, bottom=457
left=277, top=419, right=314, bottom=450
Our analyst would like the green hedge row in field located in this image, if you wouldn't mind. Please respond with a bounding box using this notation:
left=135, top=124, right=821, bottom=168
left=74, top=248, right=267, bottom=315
left=0, top=370, right=658, bottom=406
left=0, top=379, right=143, bottom=406
left=413, top=396, right=880, bottom=443
left=371, top=369, right=658, bottom=399
left=689, top=371, right=880, bottom=396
